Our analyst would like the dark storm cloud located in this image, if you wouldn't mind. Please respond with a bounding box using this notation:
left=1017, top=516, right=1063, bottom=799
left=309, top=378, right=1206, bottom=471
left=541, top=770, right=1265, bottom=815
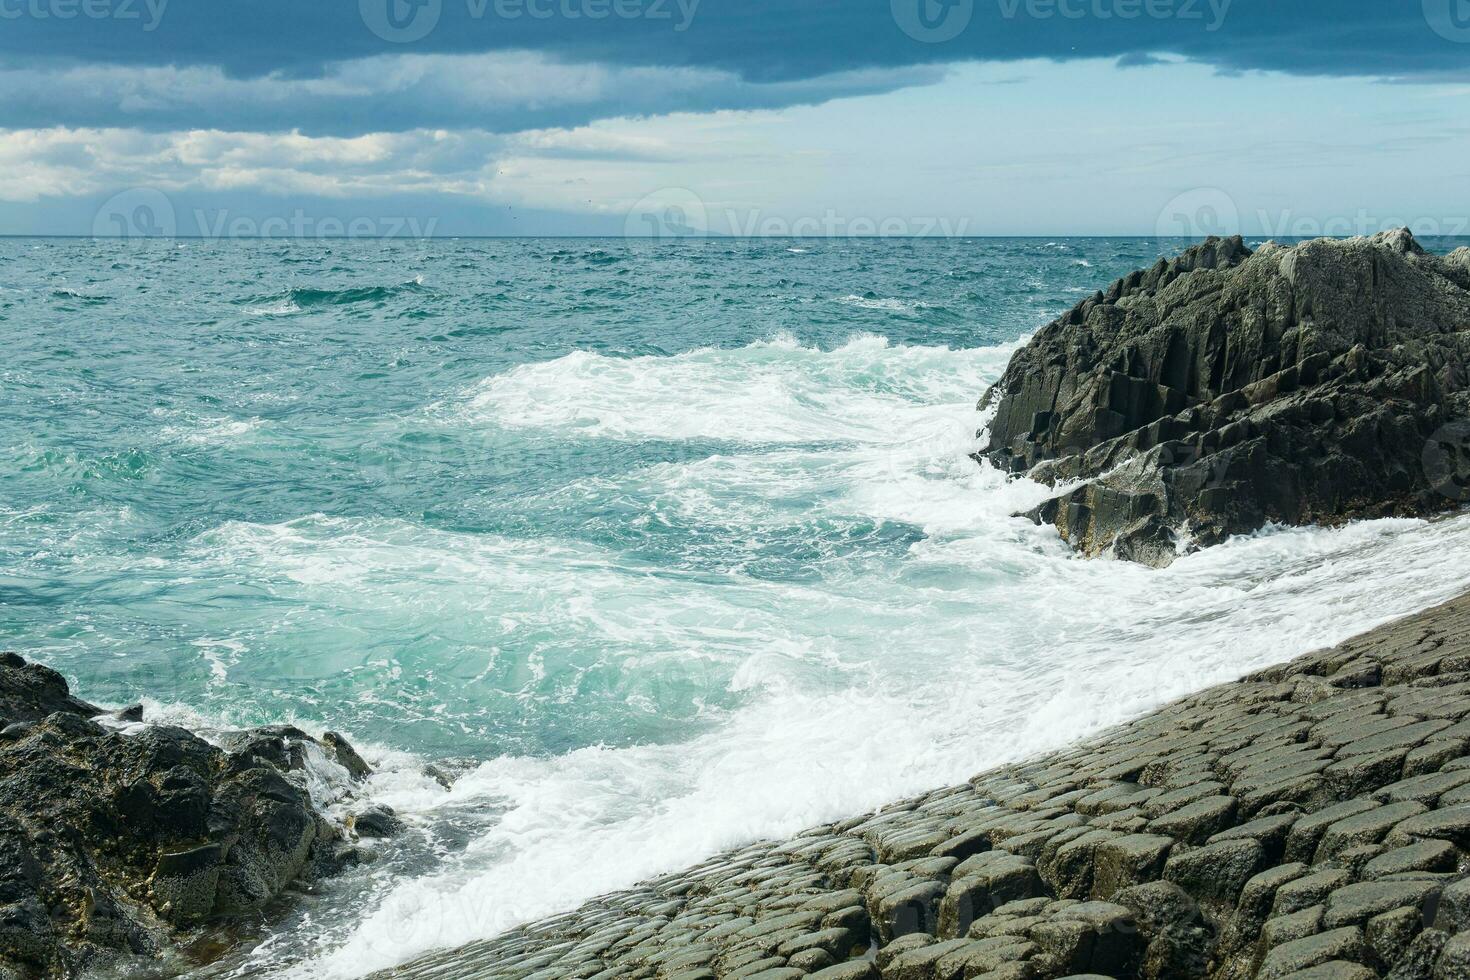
left=0, top=0, right=1465, bottom=134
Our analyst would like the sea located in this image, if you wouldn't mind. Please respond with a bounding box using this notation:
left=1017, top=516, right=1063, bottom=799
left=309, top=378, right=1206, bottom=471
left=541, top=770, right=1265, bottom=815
left=4, top=235, right=1470, bottom=977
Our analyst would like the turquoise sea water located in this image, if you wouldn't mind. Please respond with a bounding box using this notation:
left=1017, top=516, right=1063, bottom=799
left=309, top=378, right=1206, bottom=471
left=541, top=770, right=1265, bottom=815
left=5, top=236, right=1470, bottom=977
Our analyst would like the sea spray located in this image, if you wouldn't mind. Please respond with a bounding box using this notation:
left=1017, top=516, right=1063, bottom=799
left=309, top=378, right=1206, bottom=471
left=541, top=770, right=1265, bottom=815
left=6, top=236, right=1470, bottom=977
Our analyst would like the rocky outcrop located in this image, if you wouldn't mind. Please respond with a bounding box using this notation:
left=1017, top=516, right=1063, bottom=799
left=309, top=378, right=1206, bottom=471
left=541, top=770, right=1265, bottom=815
left=380, top=593, right=1470, bottom=980
left=0, top=653, right=390, bottom=979
left=977, top=231, right=1470, bottom=565
left=0, top=654, right=102, bottom=724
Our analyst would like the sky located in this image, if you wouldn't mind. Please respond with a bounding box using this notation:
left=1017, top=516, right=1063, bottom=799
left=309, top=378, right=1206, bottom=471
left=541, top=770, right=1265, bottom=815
left=1, top=0, right=1468, bottom=236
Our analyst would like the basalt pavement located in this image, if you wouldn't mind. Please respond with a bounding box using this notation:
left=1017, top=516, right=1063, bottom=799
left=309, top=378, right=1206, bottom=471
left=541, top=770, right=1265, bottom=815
left=380, top=593, right=1470, bottom=980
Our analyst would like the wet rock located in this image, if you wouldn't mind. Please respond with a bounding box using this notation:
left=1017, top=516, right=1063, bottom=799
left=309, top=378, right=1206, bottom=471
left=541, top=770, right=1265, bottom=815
left=977, top=232, right=1470, bottom=565
left=322, top=731, right=372, bottom=781
left=1365, top=906, right=1424, bottom=972
left=1274, top=871, right=1355, bottom=918
left=1277, top=964, right=1378, bottom=980
left=350, top=804, right=403, bottom=839
left=884, top=936, right=972, bottom=979
left=1434, top=932, right=1470, bottom=979
left=1164, top=838, right=1266, bottom=905
left=873, top=878, right=946, bottom=942
left=423, top=763, right=456, bottom=789
left=1362, top=842, right=1458, bottom=880
left=0, top=654, right=381, bottom=977
left=1316, top=803, right=1427, bottom=862
left=1030, top=901, right=1142, bottom=977
left=1150, top=796, right=1239, bottom=845
left=0, top=653, right=100, bottom=723
left=1388, top=928, right=1449, bottom=980
left=1258, top=927, right=1366, bottom=979
left=938, top=935, right=1036, bottom=975
left=376, top=594, right=1470, bottom=980
left=1090, top=833, right=1174, bottom=899
left=1262, top=904, right=1326, bottom=957
left=939, top=852, right=1044, bottom=937
left=1221, top=864, right=1309, bottom=964
left=113, top=704, right=145, bottom=723
left=1384, top=806, right=1470, bottom=850
left=809, top=963, right=879, bottom=980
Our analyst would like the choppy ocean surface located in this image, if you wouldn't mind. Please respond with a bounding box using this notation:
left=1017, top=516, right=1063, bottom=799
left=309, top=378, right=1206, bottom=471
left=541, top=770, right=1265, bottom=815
left=4, top=236, right=1470, bottom=978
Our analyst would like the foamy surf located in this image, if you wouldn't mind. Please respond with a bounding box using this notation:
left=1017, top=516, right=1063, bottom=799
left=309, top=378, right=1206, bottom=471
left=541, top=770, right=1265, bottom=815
left=451, top=333, right=1017, bottom=444
left=244, top=336, right=1470, bottom=978
left=298, top=517, right=1470, bottom=980
left=11, top=237, right=1470, bottom=980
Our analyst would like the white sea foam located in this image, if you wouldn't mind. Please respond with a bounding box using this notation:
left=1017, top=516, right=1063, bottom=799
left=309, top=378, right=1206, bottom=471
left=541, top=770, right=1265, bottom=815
left=303, top=519, right=1470, bottom=979
left=191, top=637, right=246, bottom=685
left=155, top=411, right=265, bottom=446
left=835, top=294, right=931, bottom=314
left=451, top=333, right=1014, bottom=444
left=247, top=335, right=1470, bottom=978
left=242, top=299, right=303, bottom=316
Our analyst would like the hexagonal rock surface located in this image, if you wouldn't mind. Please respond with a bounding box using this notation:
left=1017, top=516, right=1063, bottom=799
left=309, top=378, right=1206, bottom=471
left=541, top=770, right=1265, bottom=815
left=377, top=594, right=1470, bottom=980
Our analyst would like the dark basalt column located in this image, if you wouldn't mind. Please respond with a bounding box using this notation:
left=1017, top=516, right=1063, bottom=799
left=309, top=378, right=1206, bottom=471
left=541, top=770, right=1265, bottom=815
left=378, top=593, right=1470, bottom=980
left=977, top=230, right=1470, bottom=565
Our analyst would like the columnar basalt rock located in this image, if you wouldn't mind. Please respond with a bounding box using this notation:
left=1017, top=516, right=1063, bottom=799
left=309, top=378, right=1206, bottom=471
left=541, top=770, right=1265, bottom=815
left=381, top=593, right=1470, bottom=979
left=0, top=653, right=389, bottom=979
left=976, top=231, right=1470, bottom=565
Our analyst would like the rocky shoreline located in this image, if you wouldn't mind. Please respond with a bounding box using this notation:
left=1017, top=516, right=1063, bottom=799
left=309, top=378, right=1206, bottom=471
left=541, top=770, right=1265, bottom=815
left=6, top=233, right=1470, bottom=979
left=0, top=654, right=400, bottom=979
left=979, top=230, right=1470, bottom=565
left=379, top=593, right=1470, bottom=980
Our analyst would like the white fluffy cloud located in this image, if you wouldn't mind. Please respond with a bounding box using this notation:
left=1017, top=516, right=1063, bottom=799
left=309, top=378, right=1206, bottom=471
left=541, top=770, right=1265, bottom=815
left=0, top=91, right=792, bottom=207
left=0, top=50, right=946, bottom=136
left=0, top=126, right=513, bottom=202
left=7, top=57, right=1466, bottom=237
